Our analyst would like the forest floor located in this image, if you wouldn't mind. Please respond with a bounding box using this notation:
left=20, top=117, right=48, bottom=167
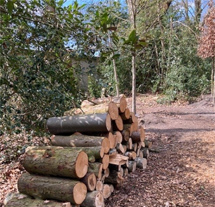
left=1, top=94, right=215, bottom=207
left=106, top=94, right=215, bottom=207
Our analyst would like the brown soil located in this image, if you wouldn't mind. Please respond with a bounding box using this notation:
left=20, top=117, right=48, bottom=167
left=106, top=94, right=215, bottom=207
left=1, top=94, right=215, bottom=207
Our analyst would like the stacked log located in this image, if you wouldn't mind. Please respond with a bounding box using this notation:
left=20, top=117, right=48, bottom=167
left=5, top=95, right=152, bottom=207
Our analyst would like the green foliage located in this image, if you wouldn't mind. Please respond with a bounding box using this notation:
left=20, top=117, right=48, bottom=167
left=0, top=0, right=89, bottom=134
left=88, top=74, right=102, bottom=98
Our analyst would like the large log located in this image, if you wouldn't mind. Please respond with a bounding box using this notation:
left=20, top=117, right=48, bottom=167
left=80, top=173, right=96, bottom=192
left=4, top=193, right=73, bottom=207
left=51, top=134, right=110, bottom=149
left=22, top=146, right=88, bottom=179
left=80, top=191, right=104, bottom=207
left=18, top=173, right=87, bottom=205
left=47, top=113, right=112, bottom=135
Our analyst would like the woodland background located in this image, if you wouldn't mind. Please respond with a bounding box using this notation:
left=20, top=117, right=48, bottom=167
left=0, top=0, right=215, bottom=162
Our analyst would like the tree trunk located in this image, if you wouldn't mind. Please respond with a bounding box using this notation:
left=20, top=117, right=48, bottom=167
left=80, top=191, right=104, bottom=207
left=131, top=54, right=136, bottom=114
left=22, top=146, right=88, bottom=179
left=213, top=57, right=215, bottom=104
left=113, top=59, right=120, bottom=97
left=195, top=0, right=202, bottom=23
left=18, top=173, right=87, bottom=205
left=4, top=193, right=74, bottom=207
left=80, top=173, right=96, bottom=192
left=47, top=113, right=112, bottom=135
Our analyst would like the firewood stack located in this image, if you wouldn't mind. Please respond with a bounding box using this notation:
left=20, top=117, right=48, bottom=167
left=4, top=95, right=150, bottom=207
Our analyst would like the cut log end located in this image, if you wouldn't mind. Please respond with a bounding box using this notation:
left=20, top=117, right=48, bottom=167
left=101, top=138, right=110, bottom=154
left=108, top=102, right=119, bottom=120
left=105, top=114, right=112, bottom=132
left=102, top=154, right=109, bottom=170
left=81, top=173, right=96, bottom=192
left=76, top=151, right=88, bottom=178
left=73, top=182, right=87, bottom=204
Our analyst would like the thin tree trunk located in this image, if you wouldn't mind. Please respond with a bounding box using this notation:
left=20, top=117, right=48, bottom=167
left=113, top=58, right=119, bottom=97
left=213, top=57, right=215, bottom=104
left=195, top=0, right=202, bottom=24
left=127, top=0, right=137, bottom=114
left=132, top=53, right=136, bottom=114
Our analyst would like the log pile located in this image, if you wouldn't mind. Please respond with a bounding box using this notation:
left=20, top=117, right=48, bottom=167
left=4, top=95, right=151, bottom=207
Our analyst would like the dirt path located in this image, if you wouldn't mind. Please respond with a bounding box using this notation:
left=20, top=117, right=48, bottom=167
left=106, top=94, right=215, bottom=207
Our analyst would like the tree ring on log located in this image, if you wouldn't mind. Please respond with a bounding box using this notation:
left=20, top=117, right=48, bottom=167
left=76, top=151, right=88, bottom=178
left=73, top=182, right=87, bottom=204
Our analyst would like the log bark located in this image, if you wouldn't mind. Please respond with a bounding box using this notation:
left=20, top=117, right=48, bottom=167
left=22, top=146, right=88, bottom=179
left=104, top=170, right=124, bottom=185
left=130, top=131, right=143, bottom=143
left=4, top=193, right=73, bottom=207
left=88, top=163, right=103, bottom=180
left=141, top=148, right=150, bottom=159
left=120, top=108, right=130, bottom=120
left=135, top=157, right=147, bottom=170
left=80, top=173, right=96, bottom=192
left=128, top=161, right=137, bottom=172
left=47, top=113, right=112, bottom=135
left=112, top=95, right=127, bottom=113
left=18, top=173, right=87, bottom=205
left=122, top=129, right=130, bottom=141
left=79, top=146, right=105, bottom=162
left=51, top=134, right=109, bottom=149
left=80, top=191, right=104, bottom=207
